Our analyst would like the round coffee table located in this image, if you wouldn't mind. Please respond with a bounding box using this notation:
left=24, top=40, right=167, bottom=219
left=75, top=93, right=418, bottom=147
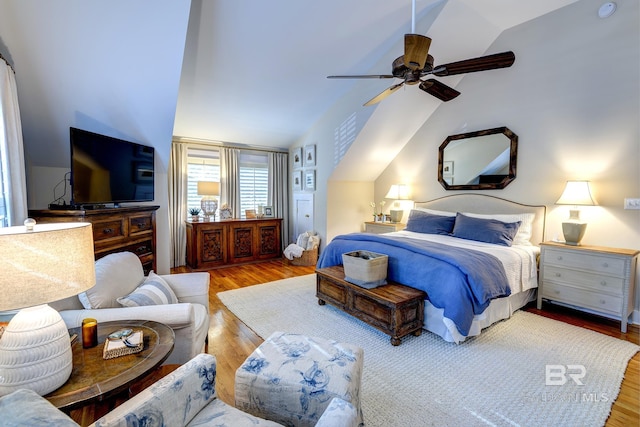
left=45, top=319, right=175, bottom=411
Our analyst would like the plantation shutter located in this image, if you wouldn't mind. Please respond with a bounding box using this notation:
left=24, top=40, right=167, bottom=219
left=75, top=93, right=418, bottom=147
left=239, top=151, right=268, bottom=218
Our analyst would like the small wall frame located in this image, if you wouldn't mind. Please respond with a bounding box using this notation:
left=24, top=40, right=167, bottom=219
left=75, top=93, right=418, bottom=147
left=304, top=144, right=316, bottom=167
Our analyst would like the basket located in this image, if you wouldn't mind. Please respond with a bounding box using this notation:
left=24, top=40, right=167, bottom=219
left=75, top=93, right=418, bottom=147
left=287, top=247, right=318, bottom=266
left=342, top=250, right=388, bottom=289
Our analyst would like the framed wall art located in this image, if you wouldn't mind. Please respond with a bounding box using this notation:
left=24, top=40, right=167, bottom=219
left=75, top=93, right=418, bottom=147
left=292, top=147, right=303, bottom=169
left=304, top=144, right=316, bottom=167
left=304, top=169, right=316, bottom=191
left=292, top=170, right=302, bottom=191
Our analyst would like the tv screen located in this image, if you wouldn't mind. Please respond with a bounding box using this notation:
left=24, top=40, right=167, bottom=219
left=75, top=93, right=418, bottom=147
left=70, top=127, right=154, bottom=206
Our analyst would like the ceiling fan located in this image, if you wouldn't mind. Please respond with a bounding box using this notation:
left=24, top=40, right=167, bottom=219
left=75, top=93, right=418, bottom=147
left=327, top=1, right=515, bottom=106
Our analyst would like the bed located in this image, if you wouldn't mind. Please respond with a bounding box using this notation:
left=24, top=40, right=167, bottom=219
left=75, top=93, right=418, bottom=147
left=317, top=194, right=546, bottom=343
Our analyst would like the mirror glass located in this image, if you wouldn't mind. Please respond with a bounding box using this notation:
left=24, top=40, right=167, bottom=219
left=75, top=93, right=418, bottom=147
left=438, top=126, right=518, bottom=190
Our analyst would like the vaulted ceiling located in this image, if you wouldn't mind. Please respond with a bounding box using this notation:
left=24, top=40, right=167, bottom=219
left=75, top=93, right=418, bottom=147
left=173, top=0, right=578, bottom=150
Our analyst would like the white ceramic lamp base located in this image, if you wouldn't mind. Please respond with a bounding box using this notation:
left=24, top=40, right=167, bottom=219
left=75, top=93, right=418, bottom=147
left=562, top=221, right=587, bottom=246
left=389, top=210, right=404, bottom=223
left=0, top=305, right=73, bottom=396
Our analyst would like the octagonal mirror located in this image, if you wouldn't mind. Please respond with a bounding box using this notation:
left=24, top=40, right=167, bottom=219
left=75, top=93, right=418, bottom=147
left=438, top=126, right=518, bottom=190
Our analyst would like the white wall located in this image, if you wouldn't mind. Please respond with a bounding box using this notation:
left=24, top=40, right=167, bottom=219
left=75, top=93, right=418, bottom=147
left=376, top=0, right=640, bottom=316
left=0, top=0, right=192, bottom=274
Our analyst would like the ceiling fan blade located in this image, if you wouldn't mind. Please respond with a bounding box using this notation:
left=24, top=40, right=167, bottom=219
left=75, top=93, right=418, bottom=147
left=433, top=51, right=515, bottom=77
left=327, top=74, right=394, bottom=79
left=419, top=79, right=460, bottom=102
left=404, top=34, right=431, bottom=70
left=364, top=82, right=404, bottom=106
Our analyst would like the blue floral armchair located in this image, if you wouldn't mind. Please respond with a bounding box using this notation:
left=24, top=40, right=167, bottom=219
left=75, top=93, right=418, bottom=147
left=0, top=354, right=359, bottom=427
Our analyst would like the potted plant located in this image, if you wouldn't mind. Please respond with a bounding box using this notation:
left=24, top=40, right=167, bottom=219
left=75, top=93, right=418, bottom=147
left=188, top=208, right=201, bottom=220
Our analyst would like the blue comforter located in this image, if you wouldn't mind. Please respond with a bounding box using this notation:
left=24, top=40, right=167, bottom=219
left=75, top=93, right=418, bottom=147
left=317, top=233, right=511, bottom=336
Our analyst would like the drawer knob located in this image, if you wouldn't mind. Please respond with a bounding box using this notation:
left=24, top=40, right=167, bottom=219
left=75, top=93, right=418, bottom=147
left=600, top=281, right=607, bottom=286
left=556, top=256, right=563, bottom=261
left=103, top=228, right=113, bottom=234
left=602, top=262, right=609, bottom=268
left=554, top=290, right=561, bottom=295
left=555, top=272, right=562, bottom=277
left=600, top=299, right=606, bottom=305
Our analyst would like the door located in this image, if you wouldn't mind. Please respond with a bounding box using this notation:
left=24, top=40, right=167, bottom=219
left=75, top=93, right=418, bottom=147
left=293, top=193, right=314, bottom=241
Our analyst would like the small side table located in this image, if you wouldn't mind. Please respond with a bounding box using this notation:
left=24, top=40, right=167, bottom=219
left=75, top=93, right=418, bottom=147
left=45, top=320, right=175, bottom=411
left=364, top=221, right=406, bottom=234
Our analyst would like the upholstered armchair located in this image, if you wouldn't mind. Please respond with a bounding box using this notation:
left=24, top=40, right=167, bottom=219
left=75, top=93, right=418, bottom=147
left=0, top=354, right=359, bottom=427
left=49, top=252, right=210, bottom=365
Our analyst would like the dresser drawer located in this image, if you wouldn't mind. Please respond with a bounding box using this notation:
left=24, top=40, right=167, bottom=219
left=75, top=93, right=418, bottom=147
left=543, top=248, right=626, bottom=277
left=542, top=266, right=624, bottom=296
left=542, top=283, right=621, bottom=316
left=129, top=213, right=154, bottom=235
left=92, top=219, right=125, bottom=241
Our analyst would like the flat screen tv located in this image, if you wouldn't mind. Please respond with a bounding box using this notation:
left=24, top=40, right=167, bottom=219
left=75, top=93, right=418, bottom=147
left=70, top=127, right=154, bottom=207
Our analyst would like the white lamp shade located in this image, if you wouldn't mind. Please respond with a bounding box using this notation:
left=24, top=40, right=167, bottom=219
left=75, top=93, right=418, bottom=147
left=197, top=181, right=220, bottom=196
left=385, top=184, right=410, bottom=200
left=555, top=181, right=596, bottom=206
left=0, top=222, right=96, bottom=311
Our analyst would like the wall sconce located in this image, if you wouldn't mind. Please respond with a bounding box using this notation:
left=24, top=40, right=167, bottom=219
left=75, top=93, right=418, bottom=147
left=197, top=181, right=220, bottom=220
left=385, top=184, right=412, bottom=223
left=555, top=180, right=597, bottom=246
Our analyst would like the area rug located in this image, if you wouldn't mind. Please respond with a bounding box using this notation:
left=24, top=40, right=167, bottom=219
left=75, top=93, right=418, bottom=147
left=218, top=274, right=639, bottom=427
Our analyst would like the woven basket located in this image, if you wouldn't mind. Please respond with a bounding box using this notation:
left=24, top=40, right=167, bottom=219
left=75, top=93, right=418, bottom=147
left=287, top=247, right=318, bottom=266
left=342, top=250, right=388, bottom=288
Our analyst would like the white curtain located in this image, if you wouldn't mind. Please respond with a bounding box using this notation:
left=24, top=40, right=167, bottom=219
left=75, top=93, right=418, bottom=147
left=168, top=142, right=188, bottom=267
left=220, top=147, right=241, bottom=217
left=0, top=56, right=27, bottom=226
left=268, top=151, right=289, bottom=247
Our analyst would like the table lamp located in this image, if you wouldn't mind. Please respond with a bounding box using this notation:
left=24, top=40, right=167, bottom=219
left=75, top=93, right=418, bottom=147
left=197, top=181, right=220, bottom=220
left=0, top=220, right=95, bottom=396
left=385, top=184, right=411, bottom=223
left=555, top=180, right=597, bottom=246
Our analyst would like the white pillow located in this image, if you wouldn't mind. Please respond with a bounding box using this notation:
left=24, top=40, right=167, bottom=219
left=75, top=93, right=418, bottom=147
left=412, top=207, right=457, bottom=217
left=117, top=272, right=179, bottom=307
left=78, top=252, right=145, bottom=309
left=462, top=212, right=535, bottom=246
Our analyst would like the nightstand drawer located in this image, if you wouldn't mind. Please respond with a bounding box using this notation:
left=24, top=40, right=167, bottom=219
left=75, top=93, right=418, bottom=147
left=542, top=266, right=624, bottom=296
left=544, top=248, right=626, bottom=277
left=542, top=283, right=621, bottom=316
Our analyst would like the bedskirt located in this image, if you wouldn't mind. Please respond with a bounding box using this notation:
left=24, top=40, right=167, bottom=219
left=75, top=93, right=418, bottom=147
left=425, top=288, right=536, bottom=343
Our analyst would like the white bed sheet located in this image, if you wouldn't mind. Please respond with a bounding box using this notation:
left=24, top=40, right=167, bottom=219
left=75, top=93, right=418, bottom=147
left=384, top=230, right=540, bottom=343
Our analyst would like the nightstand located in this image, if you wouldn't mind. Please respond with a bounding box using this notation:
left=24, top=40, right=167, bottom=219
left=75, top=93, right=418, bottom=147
left=537, top=241, right=639, bottom=332
left=364, top=221, right=405, bottom=234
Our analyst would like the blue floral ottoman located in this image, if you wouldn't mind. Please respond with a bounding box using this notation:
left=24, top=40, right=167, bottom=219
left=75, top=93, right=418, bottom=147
left=235, top=331, right=364, bottom=427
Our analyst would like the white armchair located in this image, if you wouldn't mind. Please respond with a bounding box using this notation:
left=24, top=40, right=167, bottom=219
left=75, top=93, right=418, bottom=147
left=50, top=252, right=210, bottom=365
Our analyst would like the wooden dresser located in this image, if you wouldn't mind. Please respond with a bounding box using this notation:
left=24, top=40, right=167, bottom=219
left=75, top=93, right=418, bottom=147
left=185, top=218, right=282, bottom=270
left=537, top=241, right=639, bottom=332
left=28, top=206, right=159, bottom=274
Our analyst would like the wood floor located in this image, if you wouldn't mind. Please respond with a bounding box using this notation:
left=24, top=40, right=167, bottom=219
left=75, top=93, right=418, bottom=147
left=72, top=259, right=638, bottom=426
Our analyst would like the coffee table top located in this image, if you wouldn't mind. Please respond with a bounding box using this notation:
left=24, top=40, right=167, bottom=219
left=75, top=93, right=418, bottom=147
left=45, top=319, right=175, bottom=410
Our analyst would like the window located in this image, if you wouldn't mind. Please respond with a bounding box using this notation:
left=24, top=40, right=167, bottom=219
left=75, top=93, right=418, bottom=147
left=239, top=151, right=268, bottom=218
left=185, top=147, right=269, bottom=219
left=187, top=148, right=220, bottom=213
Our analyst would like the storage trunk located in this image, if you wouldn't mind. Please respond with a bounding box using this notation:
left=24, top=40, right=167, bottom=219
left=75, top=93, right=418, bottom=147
left=342, top=250, right=388, bottom=289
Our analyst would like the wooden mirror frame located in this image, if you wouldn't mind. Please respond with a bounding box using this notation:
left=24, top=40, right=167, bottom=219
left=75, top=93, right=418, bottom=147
left=437, top=126, right=518, bottom=190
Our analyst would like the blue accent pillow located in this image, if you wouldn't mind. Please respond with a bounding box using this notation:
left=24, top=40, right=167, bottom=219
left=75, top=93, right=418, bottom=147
left=405, top=209, right=456, bottom=235
left=452, top=213, right=521, bottom=246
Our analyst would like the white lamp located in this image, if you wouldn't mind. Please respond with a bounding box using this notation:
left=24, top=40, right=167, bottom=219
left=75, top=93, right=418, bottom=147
left=555, top=180, right=597, bottom=246
left=385, top=184, right=411, bottom=223
left=197, top=181, right=220, bottom=220
left=0, top=221, right=95, bottom=396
